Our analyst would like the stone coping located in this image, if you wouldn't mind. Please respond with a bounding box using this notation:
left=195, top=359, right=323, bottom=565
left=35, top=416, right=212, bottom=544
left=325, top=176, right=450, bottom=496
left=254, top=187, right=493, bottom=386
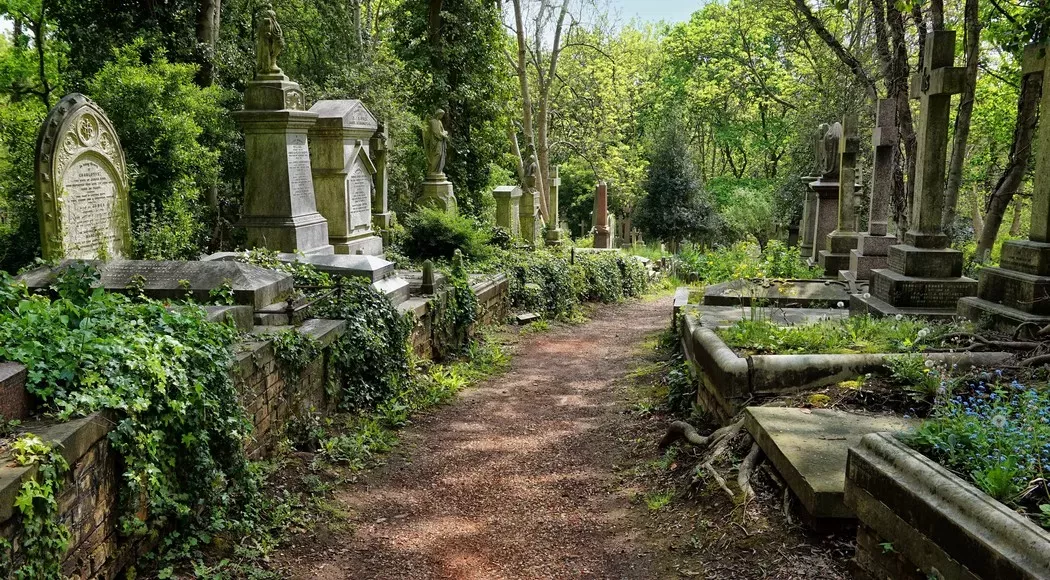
left=680, top=313, right=1011, bottom=419
left=703, top=279, right=851, bottom=308
left=846, top=433, right=1050, bottom=579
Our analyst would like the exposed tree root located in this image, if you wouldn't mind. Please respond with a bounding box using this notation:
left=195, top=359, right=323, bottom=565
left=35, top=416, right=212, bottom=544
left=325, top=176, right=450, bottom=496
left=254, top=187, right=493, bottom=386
left=660, top=417, right=762, bottom=504
left=932, top=332, right=1041, bottom=352
left=736, top=442, right=763, bottom=502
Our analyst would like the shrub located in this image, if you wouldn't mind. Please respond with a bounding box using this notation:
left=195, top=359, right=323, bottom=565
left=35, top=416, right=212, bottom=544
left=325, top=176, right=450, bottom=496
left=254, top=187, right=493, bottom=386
left=717, top=315, right=936, bottom=355
left=675, top=241, right=822, bottom=283
left=501, top=249, right=579, bottom=320
left=398, top=207, right=493, bottom=262
left=0, top=102, right=46, bottom=271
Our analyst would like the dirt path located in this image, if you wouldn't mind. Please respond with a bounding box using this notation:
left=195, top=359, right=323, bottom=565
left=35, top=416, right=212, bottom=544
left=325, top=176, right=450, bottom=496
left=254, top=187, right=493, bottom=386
left=277, top=296, right=671, bottom=579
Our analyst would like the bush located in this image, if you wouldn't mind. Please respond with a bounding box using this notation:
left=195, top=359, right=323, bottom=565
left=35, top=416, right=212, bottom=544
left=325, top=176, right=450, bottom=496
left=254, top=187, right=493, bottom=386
left=716, top=315, right=937, bottom=355
left=674, top=241, right=822, bottom=283
left=0, top=102, right=46, bottom=271
left=398, top=207, right=493, bottom=262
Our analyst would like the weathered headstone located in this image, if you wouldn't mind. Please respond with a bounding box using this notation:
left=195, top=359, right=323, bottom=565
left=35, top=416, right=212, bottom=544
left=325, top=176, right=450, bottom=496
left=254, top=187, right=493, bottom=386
left=419, top=109, right=457, bottom=213
left=806, top=123, right=843, bottom=269
left=545, top=165, right=565, bottom=246
left=370, top=120, right=393, bottom=230
left=492, top=185, right=522, bottom=236
left=594, top=182, right=612, bottom=249
left=308, top=99, right=383, bottom=256
left=420, top=260, right=435, bottom=295
left=820, top=114, right=861, bottom=276
left=799, top=124, right=825, bottom=258
left=235, top=5, right=332, bottom=255
left=959, top=44, right=1050, bottom=328
left=853, top=29, right=976, bottom=318
left=847, top=99, right=898, bottom=282
left=35, top=94, right=132, bottom=260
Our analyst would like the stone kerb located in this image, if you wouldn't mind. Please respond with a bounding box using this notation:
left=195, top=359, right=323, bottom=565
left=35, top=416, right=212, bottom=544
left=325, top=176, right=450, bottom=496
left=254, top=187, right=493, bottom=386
left=36, top=93, right=132, bottom=261
left=846, top=433, right=1050, bottom=579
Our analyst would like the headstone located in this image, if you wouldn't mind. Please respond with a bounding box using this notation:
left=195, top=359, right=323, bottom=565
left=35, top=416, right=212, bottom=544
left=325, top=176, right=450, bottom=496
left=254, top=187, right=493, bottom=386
left=520, top=186, right=542, bottom=246
left=370, top=120, right=393, bottom=230
left=308, top=99, right=383, bottom=256
left=35, top=94, right=132, bottom=260
left=419, top=109, right=457, bottom=213
left=959, top=43, right=1050, bottom=329
left=235, top=6, right=332, bottom=255
left=806, top=123, right=843, bottom=270
left=20, top=259, right=293, bottom=309
left=853, top=29, right=976, bottom=319
left=799, top=125, right=825, bottom=258
left=492, top=186, right=522, bottom=236
left=594, top=182, right=612, bottom=249
left=420, top=260, right=435, bottom=295
left=545, top=165, right=565, bottom=246
left=846, top=99, right=898, bottom=282
left=820, top=114, right=861, bottom=277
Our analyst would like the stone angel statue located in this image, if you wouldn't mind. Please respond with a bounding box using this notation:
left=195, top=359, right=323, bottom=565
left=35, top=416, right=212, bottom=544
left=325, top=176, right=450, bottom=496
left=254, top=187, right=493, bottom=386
left=255, top=3, right=286, bottom=76
left=423, top=109, right=449, bottom=178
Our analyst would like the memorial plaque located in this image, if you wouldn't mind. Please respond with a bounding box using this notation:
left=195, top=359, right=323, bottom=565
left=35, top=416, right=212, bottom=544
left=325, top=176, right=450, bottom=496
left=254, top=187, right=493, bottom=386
left=35, top=94, right=131, bottom=260
left=349, top=172, right=372, bottom=231
left=287, top=134, right=314, bottom=199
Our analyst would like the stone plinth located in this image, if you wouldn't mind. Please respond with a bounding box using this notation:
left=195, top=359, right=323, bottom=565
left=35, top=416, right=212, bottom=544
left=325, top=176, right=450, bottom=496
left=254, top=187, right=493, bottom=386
left=744, top=407, right=917, bottom=521
left=493, top=186, right=522, bottom=236
left=546, top=166, right=565, bottom=246
left=420, top=179, right=457, bottom=214
left=819, top=230, right=859, bottom=277
left=799, top=185, right=819, bottom=257
left=847, top=234, right=894, bottom=281
left=308, top=99, right=383, bottom=256
left=236, top=77, right=333, bottom=255
left=520, top=187, right=541, bottom=245
left=807, top=178, right=839, bottom=271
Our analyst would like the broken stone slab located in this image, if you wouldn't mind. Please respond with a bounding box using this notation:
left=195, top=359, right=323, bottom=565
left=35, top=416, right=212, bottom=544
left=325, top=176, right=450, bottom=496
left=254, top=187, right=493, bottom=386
left=204, top=305, right=254, bottom=333
left=846, top=432, right=1050, bottom=579
left=702, top=279, right=851, bottom=308
left=744, top=407, right=917, bottom=520
left=515, top=313, right=541, bottom=325
left=20, top=259, right=294, bottom=310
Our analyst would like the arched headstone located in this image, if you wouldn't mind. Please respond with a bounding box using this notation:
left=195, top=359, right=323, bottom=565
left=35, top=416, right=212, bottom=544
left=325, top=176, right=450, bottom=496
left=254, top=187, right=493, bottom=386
left=35, top=94, right=132, bottom=260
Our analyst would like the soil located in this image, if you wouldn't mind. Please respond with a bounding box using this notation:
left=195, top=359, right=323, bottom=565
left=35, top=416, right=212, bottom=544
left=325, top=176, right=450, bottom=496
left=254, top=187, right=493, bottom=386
left=271, top=294, right=854, bottom=579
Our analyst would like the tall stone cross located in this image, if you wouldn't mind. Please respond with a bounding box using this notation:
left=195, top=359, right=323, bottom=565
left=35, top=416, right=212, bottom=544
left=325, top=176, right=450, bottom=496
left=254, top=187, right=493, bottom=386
left=907, top=29, right=965, bottom=248
left=1025, top=44, right=1050, bottom=242
left=837, top=113, right=860, bottom=232
left=868, top=99, right=899, bottom=236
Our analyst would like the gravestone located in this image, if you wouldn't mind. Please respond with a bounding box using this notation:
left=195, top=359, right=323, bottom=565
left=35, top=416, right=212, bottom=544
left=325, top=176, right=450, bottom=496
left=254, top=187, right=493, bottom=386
left=370, top=121, right=393, bottom=230
left=520, top=186, right=542, bottom=246
left=819, top=114, right=861, bottom=276
left=852, top=29, right=976, bottom=318
left=308, top=99, right=383, bottom=255
left=594, top=182, right=612, bottom=249
left=35, top=94, right=132, bottom=260
left=959, top=44, right=1050, bottom=329
left=493, top=186, right=522, bottom=236
left=799, top=124, right=825, bottom=258
left=20, top=260, right=293, bottom=309
left=846, top=99, right=898, bottom=282
left=235, top=6, right=332, bottom=255
left=545, top=165, right=565, bottom=246
left=419, top=109, right=457, bottom=213
left=807, top=123, right=843, bottom=270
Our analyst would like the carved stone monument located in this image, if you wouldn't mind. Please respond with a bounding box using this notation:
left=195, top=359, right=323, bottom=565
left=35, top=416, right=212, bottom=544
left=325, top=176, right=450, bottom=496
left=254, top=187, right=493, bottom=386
left=819, top=113, right=861, bottom=276
left=308, top=99, right=383, bottom=256
left=419, top=109, right=457, bottom=213
left=959, top=44, right=1050, bottom=328
left=806, top=122, right=843, bottom=270
left=594, top=182, right=612, bottom=249
left=845, top=99, right=898, bottom=282
left=852, top=30, right=976, bottom=318
left=35, top=94, right=132, bottom=260
left=545, top=165, right=565, bottom=246
left=235, top=5, right=332, bottom=255
left=493, top=186, right=522, bottom=236
left=370, top=121, right=393, bottom=230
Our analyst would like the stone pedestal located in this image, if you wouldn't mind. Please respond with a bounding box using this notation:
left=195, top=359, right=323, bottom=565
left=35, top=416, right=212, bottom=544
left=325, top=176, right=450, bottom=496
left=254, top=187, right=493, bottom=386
left=822, top=114, right=861, bottom=279
left=493, top=186, right=522, bottom=236
left=820, top=231, right=858, bottom=275
left=309, top=99, right=383, bottom=256
left=420, top=178, right=457, bottom=214
left=520, top=187, right=542, bottom=245
left=847, top=234, right=893, bottom=282
left=236, top=75, right=333, bottom=255
left=808, top=178, right=839, bottom=270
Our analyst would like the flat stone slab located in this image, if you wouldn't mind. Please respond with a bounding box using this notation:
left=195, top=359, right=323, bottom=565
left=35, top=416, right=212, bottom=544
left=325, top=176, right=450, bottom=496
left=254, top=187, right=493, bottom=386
left=692, top=305, right=847, bottom=328
left=20, top=260, right=293, bottom=309
left=703, top=279, right=850, bottom=308
left=277, top=252, right=394, bottom=282
left=744, top=407, right=917, bottom=520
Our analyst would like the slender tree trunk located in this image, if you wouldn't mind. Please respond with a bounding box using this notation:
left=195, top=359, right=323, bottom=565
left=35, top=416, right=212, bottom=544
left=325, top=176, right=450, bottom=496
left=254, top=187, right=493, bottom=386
left=33, top=13, right=51, bottom=108
left=428, top=0, right=443, bottom=47
left=792, top=0, right=878, bottom=101
left=942, top=0, right=980, bottom=232
left=971, top=192, right=983, bottom=238
left=889, top=1, right=917, bottom=233
left=976, top=72, right=1044, bottom=260
left=511, top=0, right=534, bottom=182
left=195, top=0, right=221, bottom=87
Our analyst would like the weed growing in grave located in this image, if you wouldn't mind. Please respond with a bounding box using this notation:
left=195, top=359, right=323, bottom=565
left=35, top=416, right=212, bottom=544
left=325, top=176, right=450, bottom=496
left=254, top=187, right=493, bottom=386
left=908, top=376, right=1050, bottom=529
left=672, top=241, right=822, bottom=284
left=716, top=315, right=948, bottom=355
left=0, top=434, right=70, bottom=579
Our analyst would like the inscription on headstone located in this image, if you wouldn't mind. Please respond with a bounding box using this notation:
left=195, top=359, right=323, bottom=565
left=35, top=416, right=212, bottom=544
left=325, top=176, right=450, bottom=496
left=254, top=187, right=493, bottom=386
left=287, top=135, right=313, bottom=198
left=349, top=171, right=372, bottom=231
left=35, top=94, right=131, bottom=260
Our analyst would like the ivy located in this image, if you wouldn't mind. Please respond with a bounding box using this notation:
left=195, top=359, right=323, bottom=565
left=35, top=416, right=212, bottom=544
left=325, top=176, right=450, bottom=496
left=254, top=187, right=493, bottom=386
left=271, top=329, right=322, bottom=384
left=2, top=434, right=71, bottom=580
left=431, top=251, right=480, bottom=361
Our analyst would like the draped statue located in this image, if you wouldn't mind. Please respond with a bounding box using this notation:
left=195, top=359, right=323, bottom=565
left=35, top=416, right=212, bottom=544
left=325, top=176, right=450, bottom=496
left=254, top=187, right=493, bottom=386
left=255, top=4, right=285, bottom=76
left=821, top=122, right=843, bottom=178
left=423, top=109, right=449, bottom=177
left=523, top=144, right=539, bottom=190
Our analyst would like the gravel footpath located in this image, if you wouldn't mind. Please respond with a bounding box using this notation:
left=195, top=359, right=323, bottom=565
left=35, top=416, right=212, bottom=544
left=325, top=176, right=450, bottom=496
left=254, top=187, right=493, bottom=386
left=279, top=296, right=670, bottom=579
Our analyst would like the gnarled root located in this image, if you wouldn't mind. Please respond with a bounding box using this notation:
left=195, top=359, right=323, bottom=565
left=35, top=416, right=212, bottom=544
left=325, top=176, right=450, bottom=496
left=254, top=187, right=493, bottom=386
left=660, top=417, right=762, bottom=504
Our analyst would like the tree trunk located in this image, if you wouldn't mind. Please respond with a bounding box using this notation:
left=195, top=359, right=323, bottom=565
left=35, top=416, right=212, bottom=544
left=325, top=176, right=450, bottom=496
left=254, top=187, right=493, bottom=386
left=888, top=1, right=917, bottom=233
left=1009, top=197, right=1024, bottom=236
left=976, top=72, right=1044, bottom=261
left=511, top=0, right=534, bottom=183
left=32, top=13, right=51, bottom=108
left=195, top=0, right=221, bottom=87
left=971, top=192, right=983, bottom=239
left=427, top=0, right=443, bottom=47
left=941, top=0, right=980, bottom=233
left=792, top=0, right=878, bottom=101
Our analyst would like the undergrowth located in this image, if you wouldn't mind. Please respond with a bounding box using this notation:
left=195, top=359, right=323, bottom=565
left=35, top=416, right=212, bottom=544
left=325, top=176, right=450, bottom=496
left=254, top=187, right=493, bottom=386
left=716, top=315, right=951, bottom=355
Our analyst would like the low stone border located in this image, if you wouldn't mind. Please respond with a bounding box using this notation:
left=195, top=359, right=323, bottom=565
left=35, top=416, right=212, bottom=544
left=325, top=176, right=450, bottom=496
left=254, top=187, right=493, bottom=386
left=679, top=314, right=1011, bottom=420
left=845, top=433, right=1050, bottom=579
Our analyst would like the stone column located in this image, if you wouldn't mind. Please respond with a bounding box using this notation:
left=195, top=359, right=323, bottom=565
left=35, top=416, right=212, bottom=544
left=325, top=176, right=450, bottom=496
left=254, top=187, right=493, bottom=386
left=847, top=99, right=898, bottom=281
left=492, top=186, right=522, bottom=236
left=594, top=182, right=612, bottom=248
left=235, top=72, right=333, bottom=255
left=853, top=29, right=975, bottom=318
left=371, top=120, right=393, bottom=230
left=820, top=114, right=861, bottom=277
left=959, top=43, right=1050, bottom=328
left=545, top=165, right=565, bottom=245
